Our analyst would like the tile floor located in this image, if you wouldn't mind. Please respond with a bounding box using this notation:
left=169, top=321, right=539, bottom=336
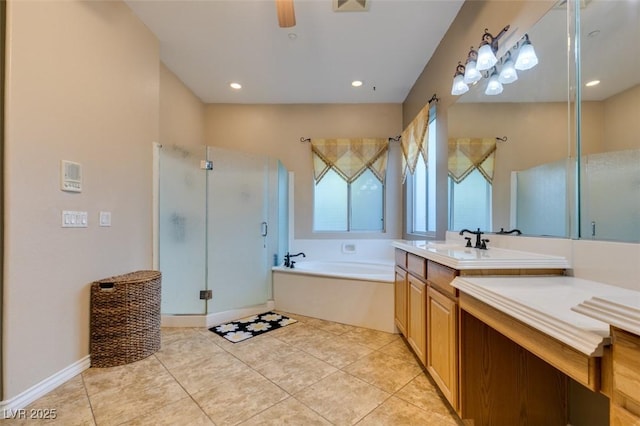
left=10, top=313, right=462, bottom=425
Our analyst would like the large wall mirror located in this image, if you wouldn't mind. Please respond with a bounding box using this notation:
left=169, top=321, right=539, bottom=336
left=447, top=0, right=639, bottom=243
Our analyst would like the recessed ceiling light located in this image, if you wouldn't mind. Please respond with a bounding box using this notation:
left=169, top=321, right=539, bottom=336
left=585, top=80, right=600, bottom=87
left=230, top=82, right=242, bottom=90
left=351, top=80, right=363, bottom=87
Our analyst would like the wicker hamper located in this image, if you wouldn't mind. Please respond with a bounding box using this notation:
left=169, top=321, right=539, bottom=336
left=90, top=270, right=161, bottom=368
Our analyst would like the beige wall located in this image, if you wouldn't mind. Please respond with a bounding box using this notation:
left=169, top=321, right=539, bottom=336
left=160, top=63, right=206, bottom=147
left=602, top=84, right=640, bottom=153
left=204, top=104, right=403, bottom=239
left=4, top=1, right=158, bottom=399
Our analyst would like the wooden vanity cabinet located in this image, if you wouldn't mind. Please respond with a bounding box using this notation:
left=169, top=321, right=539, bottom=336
left=394, top=266, right=408, bottom=336
left=407, top=273, right=427, bottom=364
left=426, top=260, right=459, bottom=411
left=611, top=327, right=640, bottom=425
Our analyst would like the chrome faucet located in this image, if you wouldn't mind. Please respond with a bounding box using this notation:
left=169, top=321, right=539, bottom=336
left=459, top=228, right=487, bottom=249
left=284, top=252, right=306, bottom=268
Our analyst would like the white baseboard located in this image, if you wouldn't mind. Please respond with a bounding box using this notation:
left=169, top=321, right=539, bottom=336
left=161, top=300, right=276, bottom=328
left=1, top=355, right=91, bottom=419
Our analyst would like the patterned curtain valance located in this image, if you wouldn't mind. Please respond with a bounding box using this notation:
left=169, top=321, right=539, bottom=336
left=401, top=103, right=430, bottom=182
left=448, top=138, right=497, bottom=184
left=311, top=138, right=389, bottom=184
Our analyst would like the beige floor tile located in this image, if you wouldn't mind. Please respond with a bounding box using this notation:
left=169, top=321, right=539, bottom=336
left=343, top=351, right=422, bottom=393
left=239, top=397, right=332, bottom=425
left=357, top=395, right=459, bottom=426
left=165, top=351, right=249, bottom=395
left=87, top=358, right=189, bottom=426
left=295, top=370, right=390, bottom=425
left=296, top=334, right=375, bottom=369
left=155, top=332, right=225, bottom=370
left=394, top=373, right=455, bottom=416
left=161, top=327, right=203, bottom=346
left=223, top=335, right=295, bottom=367
left=271, top=322, right=335, bottom=346
left=121, top=396, right=213, bottom=425
left=192, top=367, right=288, bottom=426
left=378, top=337, right=421, bottom=365
left=340, top=327, right=398, bottom=350
left=253, top=350, right=338, bottom=394
left=7, top=375, right=95, bottom=426
left=83, top=356, right=167, bottom=397
left=301, top=316, right=357, bottom=335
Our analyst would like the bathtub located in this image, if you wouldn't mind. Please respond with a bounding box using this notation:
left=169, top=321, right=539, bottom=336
left=272, top=260, right=396, bottom=333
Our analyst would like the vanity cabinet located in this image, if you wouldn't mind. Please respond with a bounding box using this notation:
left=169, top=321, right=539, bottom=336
left=427, top=285, right=458, bottom=409
left=611, top=327, right=640, bottom=425
left=394, top=266, right=408, bottom=336
left=407, top=273, right=427, bottom=364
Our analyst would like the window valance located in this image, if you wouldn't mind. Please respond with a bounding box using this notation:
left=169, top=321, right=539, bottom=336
left=448, top=138, right=496, bottom=184
left=311, top=138, right=389, bottom=184
left=401, top=104, right=430, bottom=181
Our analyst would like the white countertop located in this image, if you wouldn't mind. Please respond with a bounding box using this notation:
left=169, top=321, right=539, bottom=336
left=393, top=240, right=570, bottom=270
left=572, top=291, right=640, bottom=336
left=452, top=276, right=619, bottom=356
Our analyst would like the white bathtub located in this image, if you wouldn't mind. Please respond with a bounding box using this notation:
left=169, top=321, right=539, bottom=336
left=272, top=260, right=396, bottom=333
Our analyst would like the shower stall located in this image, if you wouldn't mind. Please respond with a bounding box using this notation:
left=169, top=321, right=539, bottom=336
left=155, top=144, right=288, bottom=319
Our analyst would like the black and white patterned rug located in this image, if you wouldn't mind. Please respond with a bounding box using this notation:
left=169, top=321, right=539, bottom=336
left=209, top=311, right=297, bottom=343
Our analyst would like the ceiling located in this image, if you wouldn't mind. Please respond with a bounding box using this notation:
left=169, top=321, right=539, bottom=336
left=125, top=0, right=464, bottom=104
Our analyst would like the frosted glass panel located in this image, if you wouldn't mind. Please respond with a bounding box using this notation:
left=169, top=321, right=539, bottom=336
left=158, top=145, right=207, bottom=315
left=514, top=159, right=568, bottom=237
left=581, top=149, right=640, bottom=242
left=351, top=169, right=383, bottom=231
left=207, top=147, right=270, bottom=313
left=449, top=169, right=492, bottom=231
left=313, top=169, right=348, bottom=231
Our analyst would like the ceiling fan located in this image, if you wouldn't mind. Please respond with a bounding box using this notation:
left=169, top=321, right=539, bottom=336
left=276, top=0, right=296, bottom=28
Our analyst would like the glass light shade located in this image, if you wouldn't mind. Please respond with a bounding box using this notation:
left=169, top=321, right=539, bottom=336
left=498, top=59, right=518, bottom=84
left=476, top=44, right=497, bottom=71
left=463, top=60, right=482, bottom=84
left=515, top=42, right=538, bottom=70
left=451, top=74, right=469, bottom=96
left=485, top=73, right=503, bottom=95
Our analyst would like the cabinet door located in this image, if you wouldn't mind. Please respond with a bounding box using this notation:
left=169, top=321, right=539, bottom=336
left=427, top=286, right=458, bottom=410
left=394, top=266, right=408, bottom=336
left=407, top=274, right=427, bottom=365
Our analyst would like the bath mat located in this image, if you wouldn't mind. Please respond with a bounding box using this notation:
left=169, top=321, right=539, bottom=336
left=209, top=312, right=297, bottom=343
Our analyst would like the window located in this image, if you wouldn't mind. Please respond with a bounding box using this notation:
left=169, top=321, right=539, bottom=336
left=313, top=168, right=384, bottom=232
left=448, top=168, right=492, bottom=231
left=406, top=106, right=437, bottom=236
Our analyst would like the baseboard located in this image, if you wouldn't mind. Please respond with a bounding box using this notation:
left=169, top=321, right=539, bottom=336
left=161, top=300, right=276, bottom=328
left=1, top=355, right=91, bottom=419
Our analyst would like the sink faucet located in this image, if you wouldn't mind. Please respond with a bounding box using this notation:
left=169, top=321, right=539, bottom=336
left=459, top=228, right=485, bottom=249
left=284, top=252, right=306, bottom=268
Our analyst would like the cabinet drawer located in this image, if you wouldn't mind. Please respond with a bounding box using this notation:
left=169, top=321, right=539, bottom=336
left=407, top=253, right=426, bottom=280
left=395, top=249, right=407, bottom=269
left=427, top=260, right=457, bottom=297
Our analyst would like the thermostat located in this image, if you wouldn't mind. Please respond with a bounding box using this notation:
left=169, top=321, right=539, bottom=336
left=61, top=160, right=82, bottom=192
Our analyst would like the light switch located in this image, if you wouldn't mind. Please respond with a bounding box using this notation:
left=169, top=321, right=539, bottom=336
left=62, top=210, right=88, bottom=228
left=99, top=211, right=111, bottom=227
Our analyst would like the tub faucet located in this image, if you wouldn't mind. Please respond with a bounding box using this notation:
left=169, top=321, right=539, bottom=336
left=459, top=228, right=485, bottom=249
left=284, top=252, right=306, bottom=268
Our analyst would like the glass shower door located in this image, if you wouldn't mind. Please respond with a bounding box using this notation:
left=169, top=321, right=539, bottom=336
left=158, top=144, right=207, bottom=314
left=206, top=147, right=270, bottom=313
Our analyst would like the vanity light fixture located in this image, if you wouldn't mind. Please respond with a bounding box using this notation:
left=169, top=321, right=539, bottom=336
left=476, top=26, right=510, bottom=72
left=498, top=51, right=518, bottom=84
left=230, top=82, right=242, bottom=90
left=463, top=47, right=482, bottom=84
left=451, top=62, right=469, bottom=96
left=514, top=34, right=538, bottom=70
left=484, top=67, right=504, bottom=95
